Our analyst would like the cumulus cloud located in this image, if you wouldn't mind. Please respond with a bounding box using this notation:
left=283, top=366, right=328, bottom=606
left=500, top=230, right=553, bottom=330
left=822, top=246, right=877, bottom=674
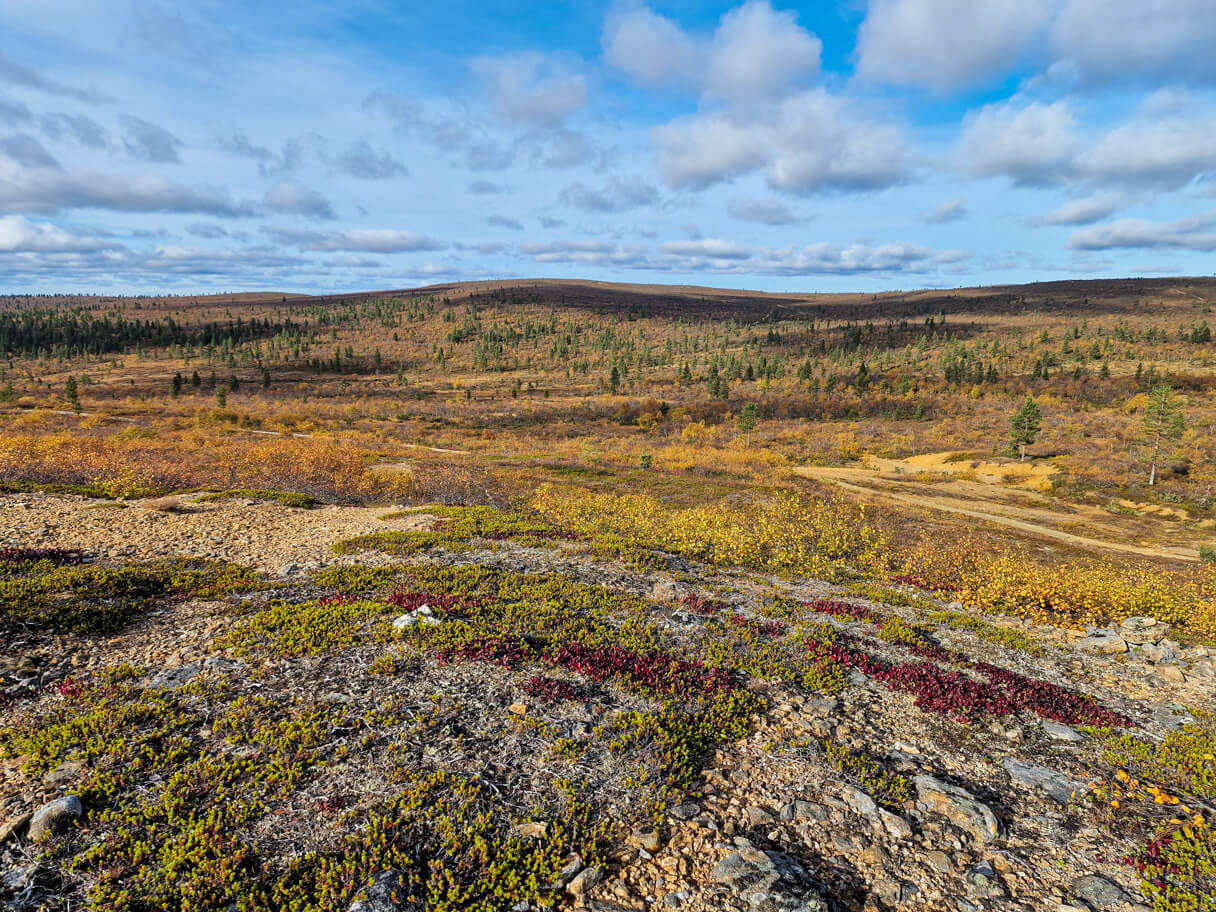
left=0, top=214, right=119, bottom=253
left=705, top=2, right=821, bottom=102
left=119, top=115, right=183, bottom=163
left=603, top=5, right=700, bottom=88
left=1068, top=211, right=1216, bottom=250
left=660, top=238, right=752, bottom=259
left=856, top=0, right=1048, bottom=91
left=487, top=214, right=524, bottom=231
left=266, top=226, right=444, bottom=252
left=958, top=99, right=1079, bottom=185
left=0, top=161, right=256, bottom=217
left=471, top=52, right=586, bottom=127
left=324, top=140, right=408, bottom=180
left=468, top=180, right=504, bottom=194
left=604, top=2, right=819, bottom=102
left=654, top=89, right=906, bottom=193
left=1040, top=192, right=1127, bottom=225
left=727, top=198, right=803, bottom=225
left=516, top=235, right=965, bottom=276
left=1050, top=0, right=1216, bottom=85
left=1, top=134, right=60, bottom=169
left=1081, top=109, right=1216, bottom=189
left=40, top=112, right=107, bottom=148
left=262, top=181, right=335, bottom=219
left=923, top=199, right=966, bottom=223
left=559, top=175, right=659, bottom=212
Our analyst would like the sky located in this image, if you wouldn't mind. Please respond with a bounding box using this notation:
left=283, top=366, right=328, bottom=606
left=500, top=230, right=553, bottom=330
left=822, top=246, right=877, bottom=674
left=2, top=0, right=1216, bottom=295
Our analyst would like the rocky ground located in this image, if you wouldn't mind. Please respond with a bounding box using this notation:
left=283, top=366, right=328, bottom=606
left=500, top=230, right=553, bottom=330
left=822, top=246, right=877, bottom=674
left=1, top=491, right=1213, bottom=912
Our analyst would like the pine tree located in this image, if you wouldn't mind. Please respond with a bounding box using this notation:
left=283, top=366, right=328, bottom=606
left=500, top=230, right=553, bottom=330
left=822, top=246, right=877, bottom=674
left=64, top=376, right=80, bottom=413
left=1009, top=397, right=1041, bottom=462
left=1141, top=383, right=1185, bottom=486
left=738, top=402, right=759, bottom=447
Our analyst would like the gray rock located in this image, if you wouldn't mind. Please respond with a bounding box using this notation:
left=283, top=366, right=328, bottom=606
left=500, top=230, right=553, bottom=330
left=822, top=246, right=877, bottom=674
left=924, top=850, right=952, bottom=874
left=745, top=805, right=776, bottom=827
left=1071, top=874, right=1126, bottom=909
left=27, top=795, right=82, bottom=842
left=711, top=849, right=780, bottom=892
left=149, top=664, right=201, bottom=689
left=42, top=759, right=86, bottom=788
left=1042, top=721, right=1084, bottom=742
left=347, top=869, right=409, bottom=912
left=841, top=786, right=878, bottom=819
left=567, top=866, right=603, bottom=896
left=279, top=563, right=300, bottom=577
left=966, top=861, right=1005, bottom=899
left=1002, top=757, right=1089, bottom=804
left=1076, top=635, right=1129, bottom=654
left=392, top=613, right=417, bottom=630
left=878, top=807, right=913, bottom=839
left=0, top=812, right=31, bottom=845
left=669, top=801, right=701, bottom=821
left=913, top=775, right=1001, bottom=842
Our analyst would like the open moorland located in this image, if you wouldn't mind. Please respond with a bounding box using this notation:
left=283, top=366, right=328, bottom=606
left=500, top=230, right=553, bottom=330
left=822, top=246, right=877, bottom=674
left=0, top=277, right=1214, bottom=912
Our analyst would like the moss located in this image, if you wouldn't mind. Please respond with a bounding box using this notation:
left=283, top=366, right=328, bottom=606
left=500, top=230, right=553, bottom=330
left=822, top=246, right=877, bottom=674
left=193, top=488, right=321, bottom=508
left=0, top=558, right=267, bottom=635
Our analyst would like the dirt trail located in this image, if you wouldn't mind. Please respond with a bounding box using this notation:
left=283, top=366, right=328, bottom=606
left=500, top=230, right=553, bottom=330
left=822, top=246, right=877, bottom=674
left=793, top=464, right=1200, bottom=562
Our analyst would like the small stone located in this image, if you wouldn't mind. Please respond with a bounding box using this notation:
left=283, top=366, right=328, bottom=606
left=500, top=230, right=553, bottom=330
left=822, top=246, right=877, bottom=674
left=391, top=614, right=416, bottom=630
left=568, top=866, right=603, bottom=896
left=669, top=801, right=701, bottom=821
left=1071, top=875, right=1125, bottom=909
left=744, top=805, right=775, bottom=827
left=842, top=786, right=878, bottom=819
left=279, top=563, right=300, bottom=577
left=1002, top=757, right=1089, bottom=804
left=508, top=703, right=528, bottom=715
left=348, top=869, right=407, bottom=912
left=513, top=821, right=548, bottom=839
left=1076, top=635, right=1129, bottom=654
left=1042, top=721, right=1084, bottom=742
left=43, top=759, right=86, bottom=788
left=878, top=808, right=912, bottom=839
left=0, top=811, right=32, bottom=845
left=630, top=825, right=662, bottom=852
left=924, top=850, right=952, bottom=874
left=27, top=795, right=83, bottom=842
left=1159, top=665, right=1186, bottom=683
left=914, top=775, right=1002, bottom=842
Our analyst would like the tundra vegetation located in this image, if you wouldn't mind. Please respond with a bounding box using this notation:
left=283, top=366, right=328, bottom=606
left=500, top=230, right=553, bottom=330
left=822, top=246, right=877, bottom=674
left=0, top=277, right=1214, bottom=911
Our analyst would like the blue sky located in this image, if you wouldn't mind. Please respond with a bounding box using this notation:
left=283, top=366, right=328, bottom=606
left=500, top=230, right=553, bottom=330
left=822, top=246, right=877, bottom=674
left=2, top=0, right=1216, bottom=294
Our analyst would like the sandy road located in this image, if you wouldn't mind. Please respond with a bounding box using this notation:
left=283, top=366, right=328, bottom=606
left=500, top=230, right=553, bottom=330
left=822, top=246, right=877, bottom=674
left=793, top=464, right=1200, bottom=562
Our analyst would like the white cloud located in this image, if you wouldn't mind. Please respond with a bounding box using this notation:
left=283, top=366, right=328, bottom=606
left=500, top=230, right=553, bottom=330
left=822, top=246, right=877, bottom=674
left=0, top=160, right=256, bottom=216
left=1051, top=0, right=1216, bottom=85
left=704, top=1, right=821, bottom=102
left=266, top=226, right=444, bottom=252
left=924, top=199, right=966, bottom=223
left=471, top=52, right=586, bottom=127
left=655, top=90, right=906, bottom=194
left=727, top=197, right=802, bottom=224
left=1040, top=192, right=1127, bottom=225
left=263, top=181, right=335, bottom=219
left=559, top=175, right=659, bottom=212
left=119, top=115, right=183, bottom=164
left=958, top=98, right=1079, bottom=185
left=857, top=0, right=1048, bottom=91
left=603, top=5, right=699, bottom=88
left=660, top=238, right=752, bottom=259
left=1068, top=211, right=1216, bottom=251
left=0, top=214, right=118, bottom=252
left=1082, top=109, right=1216, bottom=189
left=603, top=2, right=819, bottom=102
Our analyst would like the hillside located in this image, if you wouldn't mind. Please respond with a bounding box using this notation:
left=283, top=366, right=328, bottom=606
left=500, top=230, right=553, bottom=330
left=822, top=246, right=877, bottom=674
left=1, top=277, right=1214, bottom=911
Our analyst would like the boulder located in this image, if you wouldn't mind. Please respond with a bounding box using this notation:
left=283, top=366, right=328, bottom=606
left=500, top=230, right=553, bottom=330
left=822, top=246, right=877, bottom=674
left=27, top=795, right=82, bottom=842
left=913, top=775, right=1001, bottom=842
